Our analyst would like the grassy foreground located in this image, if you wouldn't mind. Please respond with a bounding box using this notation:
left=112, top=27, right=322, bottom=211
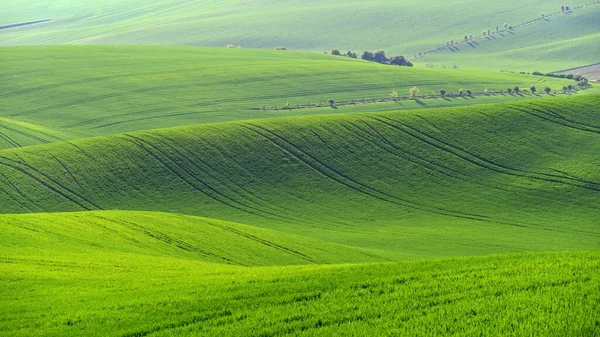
left=0, top=247, right=597, bottom=336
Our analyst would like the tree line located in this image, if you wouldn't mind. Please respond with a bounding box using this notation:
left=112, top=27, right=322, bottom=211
left=330, top=50, right=413, bottom=67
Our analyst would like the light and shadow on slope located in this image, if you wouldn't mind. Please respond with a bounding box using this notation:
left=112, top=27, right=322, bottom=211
left=0, top=95, right=598, bottom=258
left=0, top=211, right=382, bottom=266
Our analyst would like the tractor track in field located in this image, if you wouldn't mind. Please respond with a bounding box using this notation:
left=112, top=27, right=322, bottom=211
left=241, top=123, right=513, bottom=224
left=207, top=222, right=316, bottom=263
left=0, top=156, right=98, bottom=210
left=0, top=19, right=52, bottom=30
left=371, top=115, right=600, bottom=193
left=244, top=123, right=599, bottom=237
left=123, top=134, right=298, bottom=224
left=142, top=132, right=310, bottom=227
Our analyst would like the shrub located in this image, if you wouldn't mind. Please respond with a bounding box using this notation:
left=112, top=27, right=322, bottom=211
left=274, top=46, right=287, bottom=50
left=566, top=74, right=574, bottom=80
left=389, top=55, right=412, bottom=67
left=331, top=49, right=341, bottom=56
left=361, top=51, right=374, bottom=61
left=409, top=86, right=420, bottom=98
left=373, top=51, right=388, bottom=63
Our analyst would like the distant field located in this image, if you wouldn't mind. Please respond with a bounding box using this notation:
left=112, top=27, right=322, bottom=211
left=2, top=0, right=599, bottom=71
left=557, top=62, right=600, bottom=81
left=0, top=46, right=573, bottom=150
left=419, top=7, right=600, bottom=72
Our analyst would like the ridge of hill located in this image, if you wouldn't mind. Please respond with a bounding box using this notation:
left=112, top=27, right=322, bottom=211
left=1, top=95, right=598, bottom=259
left=0, top=46, right=574, bottom=150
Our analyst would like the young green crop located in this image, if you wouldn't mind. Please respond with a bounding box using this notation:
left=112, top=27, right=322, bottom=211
left=1, top=95, right=599, bottom=259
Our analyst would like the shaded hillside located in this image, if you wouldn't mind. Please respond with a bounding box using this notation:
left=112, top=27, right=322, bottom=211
left=1, top=96, right=598, bottom=258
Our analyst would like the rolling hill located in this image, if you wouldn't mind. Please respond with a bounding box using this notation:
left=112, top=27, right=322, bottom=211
left=2, top=0, right=599, bottom=71
left=2, top=2, right=599, bottom=335
left=0, top=45, right=573, bottom=150
left=1, top=95, right=598, bottom=259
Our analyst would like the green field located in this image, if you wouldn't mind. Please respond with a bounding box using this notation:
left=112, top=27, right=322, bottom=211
left=2, top=0, right=599, bottom=71
left=0, top=46, right=574, bottom=150
left=1, top=1, right=599, bottom=335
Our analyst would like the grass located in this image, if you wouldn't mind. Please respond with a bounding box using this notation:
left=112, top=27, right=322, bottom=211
left=2, top=0, right=599, bottom=71
left=0, top=247, right=598, bottom=336
left=420, top=7, right=600, bottom=72
left=1, top=95, right=598, bottom=259
left=0, top=45, right=573, bottom=150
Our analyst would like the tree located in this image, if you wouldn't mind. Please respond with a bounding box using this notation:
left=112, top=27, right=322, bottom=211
left=347, top=51, right=357, bottom=58
left=409, top=86, right=420, bottom=99
left=496, top=25, right=500, bottom=32
left=541, top=13, right=545, bottom=18
left=469, top=34, right=473, bottom=40
left=466, top=89, right=473, bottom=96
left=331, top=49, right=341, bottom=56
left=530, top=86, right=537, bottom=94
left=561, top=5, right=565, bottom=12
left=504, top=23, right=508, bottom=29
left=562, top=86, right=569, bottom=93
left=507, top=88, right=513, bottom=95
left=565, top=6, right=570, bottom=11
left=514, top=86, right=520, bottom=94
left=544, top=87, right=552, bottom=94
left=328, top=99, right=335, bottom=107
left=373, top=50, right=388, bottom=63
left=488, top=29, right=491, bottom=36
left=482, top=30, right=487, bottom=37
left=439, top=89, right=446, bottom=97
left=390, top=90, right=399, bottom=101
left=389, top=55, right=412, bottom=67
left=464, top=34, right=469, bottom=41
left=361, top=51, right=374, bottom=61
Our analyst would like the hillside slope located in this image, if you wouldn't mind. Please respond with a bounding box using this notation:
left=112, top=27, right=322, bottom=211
left=2, top=0, right=598, bottom=71
left=0, top=46, right=572, bottom=150
left=1, top=95, right=598, bottom=258
left=0, top=211, right=382, bottom=266
left=1, top=250, right=598, bottom=336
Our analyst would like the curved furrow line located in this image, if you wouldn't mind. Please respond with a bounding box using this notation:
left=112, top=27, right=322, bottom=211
left=0, top=125, right=52, bottom=144
left=122, top=134, right=288, bottom=223
left=196, top=135, right=330, bottom=228
left=241, top=123, right=508, bottom=223
left=0, top=131, right=21, bottom=148
left=349, top=120, right=465, bottom=180
left=372, top=115, right=600, bottom=192
left=530, top=103, right=600, bottom=130
left=207, top=222, right=316, bottom=263
left=244, top=123, right=599, bottom=237
left=373, top=117, right=600, bottom=210
left=0, top=159, right=91, bottom=211
left=145, top=133, right=309, bottom=226
left=52, top=156, right=82, bottom=189
left=91, top=215, right=239, bottom=265
left=519, top=105, right=600, bottom=134
left=0, top=155, right=100, bottom=209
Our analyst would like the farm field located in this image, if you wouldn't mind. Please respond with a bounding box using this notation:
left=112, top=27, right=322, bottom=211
left=2, top=0, right=600, bottom=72
left=1, top=0, right=599, bottom=336
left=0, top=46, right=573, bottom=150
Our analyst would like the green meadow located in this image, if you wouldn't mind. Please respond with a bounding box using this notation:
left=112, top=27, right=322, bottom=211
left=1, top=1, right=599, bottom=336
left=0, top=46, right=572, bottom=150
